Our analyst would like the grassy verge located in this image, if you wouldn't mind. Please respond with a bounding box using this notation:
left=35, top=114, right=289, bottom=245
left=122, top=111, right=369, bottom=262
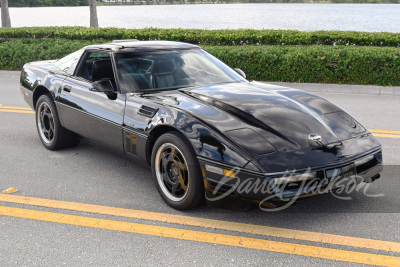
left=1, top=38, right=399, bottom=86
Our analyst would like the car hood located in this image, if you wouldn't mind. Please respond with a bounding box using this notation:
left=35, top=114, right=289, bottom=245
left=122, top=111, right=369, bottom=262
left=183, top=82, right=367, bottom=151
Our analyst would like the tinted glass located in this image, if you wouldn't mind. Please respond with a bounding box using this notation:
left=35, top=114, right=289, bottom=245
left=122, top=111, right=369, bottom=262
left=114, top=49, right=245, bottom=93
left=76, top=52, right=112, bottom=82
left=54, top=49, right=84, bottom=75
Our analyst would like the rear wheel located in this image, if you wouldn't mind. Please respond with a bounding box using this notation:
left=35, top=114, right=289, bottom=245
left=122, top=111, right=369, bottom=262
left=151, top=132, right=204, bottom=210
left=36, top=94, right=79, bottom=150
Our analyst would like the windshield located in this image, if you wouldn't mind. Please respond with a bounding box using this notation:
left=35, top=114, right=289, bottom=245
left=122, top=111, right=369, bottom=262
left=54, top=49, right=84, bottom=75
left=114, top=49, right=246, bottom=93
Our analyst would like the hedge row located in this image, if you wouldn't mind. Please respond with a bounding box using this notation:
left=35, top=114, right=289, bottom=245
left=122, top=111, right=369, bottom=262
left=0, top=39, right=100, bottom=70
left=1, top=38, right=399, bottom=86
left=1, top=27, right=400, bottom=47
left=206, top=45, right=400, bottom=86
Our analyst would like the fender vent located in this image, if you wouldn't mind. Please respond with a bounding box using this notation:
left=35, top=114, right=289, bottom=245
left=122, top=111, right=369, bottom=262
left=138, top=105, right=158, bottom=118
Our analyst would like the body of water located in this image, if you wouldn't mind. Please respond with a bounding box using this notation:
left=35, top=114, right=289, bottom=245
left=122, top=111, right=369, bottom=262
left=8, top=4, right=400, bottom=32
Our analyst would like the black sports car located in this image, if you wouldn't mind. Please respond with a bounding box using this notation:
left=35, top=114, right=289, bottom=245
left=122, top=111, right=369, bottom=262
left=20, top=40, right=383, bottom=210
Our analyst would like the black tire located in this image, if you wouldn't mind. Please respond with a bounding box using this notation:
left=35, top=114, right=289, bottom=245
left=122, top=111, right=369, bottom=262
left=35, top=94, right=79, bottom=150
left=151, top=132, right=204, bottom=210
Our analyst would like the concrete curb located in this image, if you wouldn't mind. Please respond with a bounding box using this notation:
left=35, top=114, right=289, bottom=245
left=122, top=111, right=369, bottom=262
left=0, top=71, right=21, bottom=79
left=269, top=82, right=400, bottom=96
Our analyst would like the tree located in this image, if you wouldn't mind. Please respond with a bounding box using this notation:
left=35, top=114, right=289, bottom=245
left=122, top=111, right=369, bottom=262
left=1, top=0, right=11, bottom=27
left=89, top=0, right=98, bottom=28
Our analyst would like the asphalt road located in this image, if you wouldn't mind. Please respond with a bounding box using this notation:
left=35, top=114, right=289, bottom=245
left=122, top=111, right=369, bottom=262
left=1, top=71, right=400, bottom=266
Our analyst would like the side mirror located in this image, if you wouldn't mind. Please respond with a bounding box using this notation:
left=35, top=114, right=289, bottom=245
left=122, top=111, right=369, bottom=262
left=90, top=79, right=115, bottom=93
left=234, top=68, right=246, bottom=79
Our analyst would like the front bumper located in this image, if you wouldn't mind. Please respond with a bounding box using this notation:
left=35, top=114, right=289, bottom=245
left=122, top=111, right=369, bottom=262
left=199, top=148, right=383, bottom=208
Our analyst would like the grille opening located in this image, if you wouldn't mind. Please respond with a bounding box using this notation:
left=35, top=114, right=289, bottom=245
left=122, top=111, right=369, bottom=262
left=207, top=179, right=237, bottom=197
left=356, top=158, right=380, bottom=174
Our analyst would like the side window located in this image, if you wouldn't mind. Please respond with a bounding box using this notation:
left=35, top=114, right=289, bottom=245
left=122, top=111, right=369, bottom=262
left=76, top=52, right=113, bottom=83
left=54, top=50, right=84, bottom=75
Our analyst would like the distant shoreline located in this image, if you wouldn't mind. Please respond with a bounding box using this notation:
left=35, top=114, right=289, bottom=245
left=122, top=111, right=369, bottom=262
left=97, top=1, right=399, bottom=4
left=8, top=1, right=400, bottom=8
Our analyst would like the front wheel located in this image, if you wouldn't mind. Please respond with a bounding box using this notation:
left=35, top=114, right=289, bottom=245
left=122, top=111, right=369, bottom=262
left=36, top=94, right=79, bottom=150
left=151, top=132, right=204, bottom=210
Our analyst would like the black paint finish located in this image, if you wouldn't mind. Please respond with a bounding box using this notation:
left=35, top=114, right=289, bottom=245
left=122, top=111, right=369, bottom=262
left=20, top=41, right=383, bottom=206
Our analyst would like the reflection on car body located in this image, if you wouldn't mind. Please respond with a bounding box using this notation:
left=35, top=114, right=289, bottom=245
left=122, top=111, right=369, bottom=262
left=20, top=40, right=383, bottom=210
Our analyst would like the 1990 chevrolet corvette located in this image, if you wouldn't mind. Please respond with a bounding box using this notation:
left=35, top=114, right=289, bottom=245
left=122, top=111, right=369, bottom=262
left=20, top=40, right=383, bottom=210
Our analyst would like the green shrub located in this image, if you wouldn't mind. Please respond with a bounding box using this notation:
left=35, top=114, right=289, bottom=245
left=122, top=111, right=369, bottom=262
left=1, top=38, right=399, bottom=86
left=205, top=45, right=400, bottom=86
left=0, top=27, right=399, bottom=47
left=0, top=38, right=104, bottom=70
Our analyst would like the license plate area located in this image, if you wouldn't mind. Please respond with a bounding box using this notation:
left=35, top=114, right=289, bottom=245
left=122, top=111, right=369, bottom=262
left=326, top=164, right=356, bottom=182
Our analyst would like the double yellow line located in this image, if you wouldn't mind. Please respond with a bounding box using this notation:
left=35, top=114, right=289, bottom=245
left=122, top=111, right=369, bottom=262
left=0, top=105, right=34, bottom=114
left=1, top=105, right=400, bottom=140
left=369, top=129, right=400, bottom=139
left=1, top=194, right=400, bottom=266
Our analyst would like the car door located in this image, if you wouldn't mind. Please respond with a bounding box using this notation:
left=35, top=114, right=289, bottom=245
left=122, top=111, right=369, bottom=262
left=56, top=50, right=126, bottom=152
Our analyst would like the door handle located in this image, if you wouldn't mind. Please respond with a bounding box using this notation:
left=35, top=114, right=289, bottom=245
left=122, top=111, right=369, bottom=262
left=63, top=85, right=72, bottom=93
